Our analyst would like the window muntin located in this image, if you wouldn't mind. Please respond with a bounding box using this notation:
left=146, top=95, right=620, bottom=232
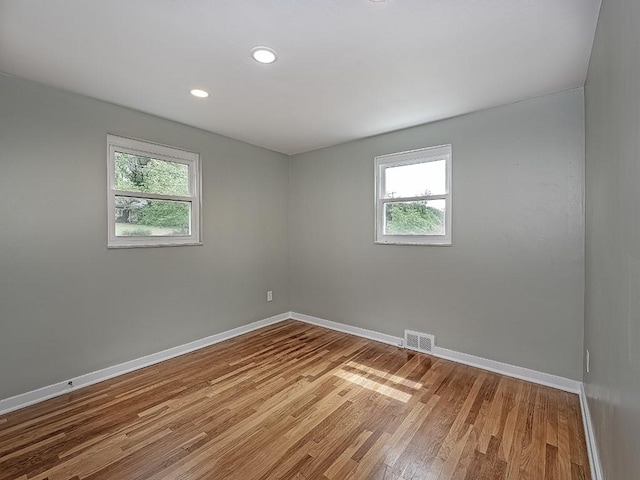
left=375, top=145, right=451, bottom=245
left=107, top=135, right=201, bottom=248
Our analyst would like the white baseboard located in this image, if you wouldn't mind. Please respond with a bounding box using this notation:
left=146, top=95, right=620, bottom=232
left=290, top=311, right=581, bottom=394
left=0, top=312, right=290, bottom=416
left=430, top=347, right=581, bottom=393
left=289, top=312, right=404, bottom=347
left=579, top=383, right=604, bottom=480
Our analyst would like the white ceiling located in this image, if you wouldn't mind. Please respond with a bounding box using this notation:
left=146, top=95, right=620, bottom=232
left=0, top=0, right=601, bottom=155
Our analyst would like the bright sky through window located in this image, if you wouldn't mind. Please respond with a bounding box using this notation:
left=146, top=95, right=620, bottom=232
left=384, top=159, right=446, bottom=198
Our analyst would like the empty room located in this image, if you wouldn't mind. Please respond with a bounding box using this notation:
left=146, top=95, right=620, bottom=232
left=0, top=0, right=637, bottom=479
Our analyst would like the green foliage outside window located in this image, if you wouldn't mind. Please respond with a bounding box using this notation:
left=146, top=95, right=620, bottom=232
left=386, top=202, right=444, bottom=235
left=114, top=153, right=190, bottom=233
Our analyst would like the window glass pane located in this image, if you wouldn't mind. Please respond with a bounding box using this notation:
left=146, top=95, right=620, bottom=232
left=384, top=200, right=446, bottom=235
left=114, top=152, right=189, bottom=196
left=384, top=160, right=446, bottom=198
left=115, top=196, right=191, bottom=237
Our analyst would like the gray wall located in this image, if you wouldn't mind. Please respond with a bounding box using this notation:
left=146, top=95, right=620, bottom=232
left=0, top=73, right=588, bottom=403
left=0, top=75, right=289, bottom=400
left=584, top=0, right=640, bottom=477
left=289, top=89, right=585, bottom=380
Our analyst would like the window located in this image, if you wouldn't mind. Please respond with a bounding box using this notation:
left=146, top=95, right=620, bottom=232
left=375, top=144, right=452, bottom=245
left=107, top=135, right=201, bottom=248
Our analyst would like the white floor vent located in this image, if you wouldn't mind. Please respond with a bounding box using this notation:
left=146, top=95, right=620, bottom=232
left=404, top=330, right=435, bottom=354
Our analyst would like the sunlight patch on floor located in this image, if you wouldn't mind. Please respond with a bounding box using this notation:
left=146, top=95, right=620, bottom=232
left=345, top=361, right=423, bottom=390
left=334, top=370, right=413, bottom=403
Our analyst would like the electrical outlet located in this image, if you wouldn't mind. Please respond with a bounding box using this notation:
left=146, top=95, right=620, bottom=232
left=267, top=290, right=273, bottom=302
left=586, top=349, right=590, bottom=373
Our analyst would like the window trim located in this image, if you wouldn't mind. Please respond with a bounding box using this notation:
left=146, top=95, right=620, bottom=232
left=374, top=144, right=452, bottom=246
left=107, top=134, right=202, bottom=248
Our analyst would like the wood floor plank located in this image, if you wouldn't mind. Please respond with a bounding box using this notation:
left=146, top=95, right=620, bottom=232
left=0, top=320, right=591, bottom=480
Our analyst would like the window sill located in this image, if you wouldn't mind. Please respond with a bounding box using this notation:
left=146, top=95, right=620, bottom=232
left=107, top=241, right=203, bottom=249
left=374, top=239, right=452, bottom=246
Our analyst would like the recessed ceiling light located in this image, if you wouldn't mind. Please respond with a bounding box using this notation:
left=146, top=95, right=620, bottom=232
left=190, top=89, right=209, bottom=98
left=251, top=47, right=278, bottom=64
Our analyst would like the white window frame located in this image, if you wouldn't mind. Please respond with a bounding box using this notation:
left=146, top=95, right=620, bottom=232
left=107, top=134, right=202, bottom=248
left=374, top=144, right=452, bottom=246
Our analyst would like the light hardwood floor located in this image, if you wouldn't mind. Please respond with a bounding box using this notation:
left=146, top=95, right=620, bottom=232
left=0, top=320, right=590, bottom=480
